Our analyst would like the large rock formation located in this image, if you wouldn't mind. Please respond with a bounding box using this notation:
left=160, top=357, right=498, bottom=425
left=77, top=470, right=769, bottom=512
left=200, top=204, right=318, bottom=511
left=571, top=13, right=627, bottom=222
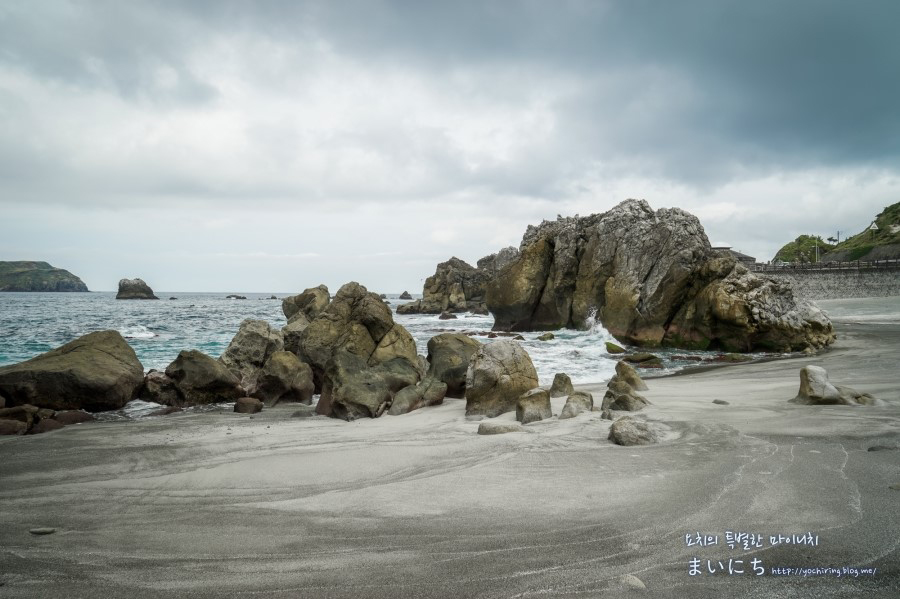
left=295, top=282, right=422, bottom=420
left=116, top=278, right=158, bottom=299
left=485, top=199, right=834, bottom=352
left=0, top=261, right=89, bottom=292
left=425, top=333, right=482, bottom=398
left=164, top=350, right=244, bottom=406
left=219, top=319, right=284, bottom=386
left=397, top=249, right=518, bottom=315
left=464, top=340, right=539, bottom=417
left=0, top=330, right=144, bottom=411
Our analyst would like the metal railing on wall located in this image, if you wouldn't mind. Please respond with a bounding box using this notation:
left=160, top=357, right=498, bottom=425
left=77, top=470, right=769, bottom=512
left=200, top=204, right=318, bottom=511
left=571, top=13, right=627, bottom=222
left=751, top=259, right=900, bottom=272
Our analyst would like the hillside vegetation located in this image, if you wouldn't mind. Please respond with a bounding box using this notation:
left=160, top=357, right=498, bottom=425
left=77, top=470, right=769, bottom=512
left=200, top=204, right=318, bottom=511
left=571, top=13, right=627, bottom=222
left=773, top=235, right=834, bottom=263
left=821, top=202, right=900, bottom=262
left=0, top=261, right=89, bottom=292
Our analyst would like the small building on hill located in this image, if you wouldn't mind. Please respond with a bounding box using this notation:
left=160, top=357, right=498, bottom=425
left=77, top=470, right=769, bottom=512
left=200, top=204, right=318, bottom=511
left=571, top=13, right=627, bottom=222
left=712, top=246, right=757, bottom=269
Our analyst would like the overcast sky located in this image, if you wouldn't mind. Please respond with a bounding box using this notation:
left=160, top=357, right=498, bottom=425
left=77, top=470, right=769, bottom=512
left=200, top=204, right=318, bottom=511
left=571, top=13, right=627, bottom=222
left=2, top=1, right=898, bottom=292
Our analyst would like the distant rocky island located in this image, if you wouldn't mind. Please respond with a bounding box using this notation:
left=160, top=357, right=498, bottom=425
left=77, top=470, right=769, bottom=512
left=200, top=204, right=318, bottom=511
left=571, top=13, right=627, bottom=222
left=0, top=261, right=88, bottom=292
left=116, top=278, right=158, bottom=300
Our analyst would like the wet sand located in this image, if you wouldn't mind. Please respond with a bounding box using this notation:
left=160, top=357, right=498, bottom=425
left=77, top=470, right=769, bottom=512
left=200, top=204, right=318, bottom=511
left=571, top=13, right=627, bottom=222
left=1, top=314, right=898, bottom=597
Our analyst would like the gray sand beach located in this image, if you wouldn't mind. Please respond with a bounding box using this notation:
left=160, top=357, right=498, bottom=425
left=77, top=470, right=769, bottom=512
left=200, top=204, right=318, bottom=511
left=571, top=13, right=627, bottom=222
left=1, top=299, right=898, bottom=598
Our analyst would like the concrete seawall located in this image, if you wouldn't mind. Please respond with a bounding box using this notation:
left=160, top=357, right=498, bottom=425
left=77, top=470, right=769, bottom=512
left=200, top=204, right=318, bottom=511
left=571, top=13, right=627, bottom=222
left=763, top=267, right=900, bottom=300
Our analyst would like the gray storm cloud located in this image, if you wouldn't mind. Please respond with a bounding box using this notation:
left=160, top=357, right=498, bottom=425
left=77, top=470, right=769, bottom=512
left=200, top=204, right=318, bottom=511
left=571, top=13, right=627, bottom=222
left=0, top=1, right=898, bottom=291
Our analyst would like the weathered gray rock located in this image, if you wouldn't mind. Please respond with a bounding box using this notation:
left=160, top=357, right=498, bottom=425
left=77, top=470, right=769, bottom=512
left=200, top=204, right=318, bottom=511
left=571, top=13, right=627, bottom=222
left=385, top=376, right=448, bottom=416
left=537, top=332, right=555, bottom=341
left=399, top=291, right=413, bottom=300
left=603, top=387, right=650, bottom=412
left=234, top=397, right=263, bottom=414
left=608, top=416, right=658, bottom=446
left=249, top=351, right=314, bottom=406
left=614, top=361, right=649, bottom=391
left=139, top=370, right=180, bottom=406
left=282, top=285, right=330, bottom=324
left=549, top=372, right=574, bottom=397
left=790, top=365, right=880, bottom=406
left=426, top=333, right=482, bottom=397
left=712, top=399, right=730, bottom=406
left=438, top=311, right=457, bottom=320
left=387, top=385, right=424, bottom=416
left=560, top=391, right=593, bottom=419
left=0, top=330, right=144, bottom=412
left=317, top=352, right=393, bottom=420
left=219, top=319, right=284, bottom=386
left=165, top=350, right=243, bottom=406
left=116, top=277, right=158, bottom=299
left=281, top=316, right=310, bottom=355
left=485, top=199, right=835, bottom=352
left=465, top=340, right=539, bottom=417
left=516, top=387, right=552, bottom=424
left=477, top=421, right=525, bottom=435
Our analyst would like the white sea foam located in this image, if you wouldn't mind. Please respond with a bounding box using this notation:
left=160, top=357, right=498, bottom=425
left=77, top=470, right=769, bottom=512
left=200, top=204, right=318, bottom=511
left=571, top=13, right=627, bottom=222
left=119, top=325, right=156, bottom=339
left=395, top=306, right=622, bottom=386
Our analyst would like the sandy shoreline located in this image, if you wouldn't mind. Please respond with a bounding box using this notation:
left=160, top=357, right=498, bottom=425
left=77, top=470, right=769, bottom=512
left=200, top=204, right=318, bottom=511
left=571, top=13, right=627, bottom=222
left=1, top=316, right=898, bottom=598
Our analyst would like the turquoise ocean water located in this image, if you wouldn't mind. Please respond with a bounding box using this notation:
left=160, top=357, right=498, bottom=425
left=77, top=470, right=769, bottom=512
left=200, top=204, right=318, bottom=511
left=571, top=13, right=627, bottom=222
left=0, top=291, right=834, bottom=386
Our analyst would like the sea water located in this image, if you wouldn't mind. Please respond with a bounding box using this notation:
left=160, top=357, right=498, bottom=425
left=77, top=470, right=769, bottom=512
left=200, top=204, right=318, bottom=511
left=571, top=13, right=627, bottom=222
left=0, top=291, right=780, bottom=386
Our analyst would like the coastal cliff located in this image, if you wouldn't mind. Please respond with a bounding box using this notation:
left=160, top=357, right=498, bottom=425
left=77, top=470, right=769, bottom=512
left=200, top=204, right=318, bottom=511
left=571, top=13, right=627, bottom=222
left=0, top=261, right=88, bottom=292
left=485, top=199, right=834, bottom=352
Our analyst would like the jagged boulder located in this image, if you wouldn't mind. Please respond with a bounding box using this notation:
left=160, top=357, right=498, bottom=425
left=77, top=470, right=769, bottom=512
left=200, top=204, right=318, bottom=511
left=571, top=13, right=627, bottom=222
left=116, top=278, right=158, bottom=299
left=614, top=360, right=649, bottom=391
left=165, top=350, right=243, bottom=406
left=549, top=372, right=574, bottom=397
left=516, top=388, right=552, bottom=424
left=139, top=370, right=180, bottom=406
left=282, top=285, right=330, bottom=324
left=0, top=330, right=144, bottom=411
left=790, top=365, right=881, bottom=406
left=386, top=377, right=448, bottom=415
left=485, top=199, right=834, bottom=352
left=602, top=379, right=650, bottom=412
left=249, top=351, right=314, bottom=406
left=560, top=391, right=593, bottom=419
left=399, top=291, right=413, bottom=300
left=426, top=333, right=482, bottom=397
left=297, top=282, right=421, bottom=419
left=219, top=319, right=284, bottom=386
left=465, top=340, right=539, bottom=417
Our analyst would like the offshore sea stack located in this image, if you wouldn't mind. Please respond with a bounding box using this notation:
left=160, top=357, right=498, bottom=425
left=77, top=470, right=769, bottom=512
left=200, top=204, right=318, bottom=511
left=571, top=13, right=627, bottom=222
left=116, top=278, right=158, bottom=299
left=486, top=199, right=835, bottom=352
left=397, top=249, right=518, bottom=315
